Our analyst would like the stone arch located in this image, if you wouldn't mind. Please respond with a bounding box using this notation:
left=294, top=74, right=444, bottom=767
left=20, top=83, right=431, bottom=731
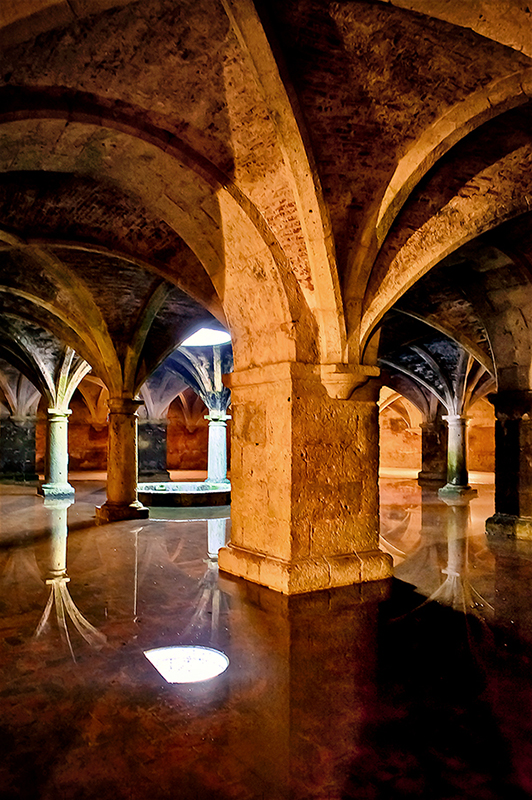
left=0, top=93, right=322, bottom=370
left=360, top=142, right=532, bottom=355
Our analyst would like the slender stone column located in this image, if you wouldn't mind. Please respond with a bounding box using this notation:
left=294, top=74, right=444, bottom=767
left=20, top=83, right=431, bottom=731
left=218, top=362, right=392, bottom=594
left=486, top=390, right=532, bottom=538
left=205, top=410, right=231, bottom=484
left=417, top=415, right=447, bottom=486
left=41, top=409, right=74, bottom=499
left=438, top=414, right=476, bottom=498
left=95, top=397, right=148, bottom=524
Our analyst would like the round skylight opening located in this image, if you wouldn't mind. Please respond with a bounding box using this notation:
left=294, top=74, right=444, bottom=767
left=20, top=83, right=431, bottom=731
left=144, top=645, right=230, bottom=683
left=181, top=328, right=231, bottom=347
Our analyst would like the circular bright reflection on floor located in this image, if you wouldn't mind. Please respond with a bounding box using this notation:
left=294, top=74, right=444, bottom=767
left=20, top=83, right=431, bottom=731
left=144, top=645, right=230, bottom=683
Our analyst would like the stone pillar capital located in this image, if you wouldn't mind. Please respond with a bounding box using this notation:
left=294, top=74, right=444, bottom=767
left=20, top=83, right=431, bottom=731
left=489, top=390, right=532, bottom=420
left=442, top=414, right=468, bottom=424
left=205, top=412, right=231, bottom=423
left=47, top=408, right=72, bottom=419
left=107, top=397, right=144, bottom=416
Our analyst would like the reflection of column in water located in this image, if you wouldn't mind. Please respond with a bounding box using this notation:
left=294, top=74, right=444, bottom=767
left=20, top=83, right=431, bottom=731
left=219, top=578, right=387, bottom=798
left=442, top=497, right=470, bottom=581
left=45, top=497, right=71, bottom=578
left=35, top=497, right=106, bottom=659
left=207, top=518, right=228, bottom=559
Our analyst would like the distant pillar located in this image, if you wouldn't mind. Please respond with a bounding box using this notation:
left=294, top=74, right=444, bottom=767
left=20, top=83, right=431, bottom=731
left=207, top=517, right=228, bottom=559
left=0, top=416, right=38, bottom=483
left=138, top=419, right=170, bottom=482
left=96, top=397, right=148, bottom=524
left=205, top=410, right=231, bottom=484
left=41, top=409, right=74, bottom=500
left=486, top=390, right=532, bottom=538
left=439, top=414, right=476, bottom=498
left=417, top=415, right=447, bottom=487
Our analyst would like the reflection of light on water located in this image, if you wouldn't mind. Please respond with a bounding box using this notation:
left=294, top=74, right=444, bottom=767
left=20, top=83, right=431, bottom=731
left=144, top=645, right=229, bottom=683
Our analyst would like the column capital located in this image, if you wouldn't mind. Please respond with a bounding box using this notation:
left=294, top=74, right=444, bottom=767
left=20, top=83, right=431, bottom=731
left=442, top=414, right=469, bottom=426
left=225, top=361, right=379, bottom=400
left=47, top=408, right=72, bottom=419
left=205, top=412, right=231, bottom=423
left=107, top=397, right=144, bottom=416
left=489, top=390, right=532, bottom=420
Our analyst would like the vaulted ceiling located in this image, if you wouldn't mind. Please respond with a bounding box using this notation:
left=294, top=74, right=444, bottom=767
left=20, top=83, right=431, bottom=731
left=0, top=0, right=530, bottom=396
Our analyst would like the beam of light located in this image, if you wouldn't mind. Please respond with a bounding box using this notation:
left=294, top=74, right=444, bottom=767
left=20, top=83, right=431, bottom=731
left=180, top=328, right=231, bottom=346
left=144, top=645, right=229, bottom=683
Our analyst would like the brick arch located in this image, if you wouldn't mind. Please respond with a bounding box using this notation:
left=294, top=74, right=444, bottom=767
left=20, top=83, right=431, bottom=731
left=360, top=142, right=532, bottom=356
left=0, top=112, right=320, bottom=371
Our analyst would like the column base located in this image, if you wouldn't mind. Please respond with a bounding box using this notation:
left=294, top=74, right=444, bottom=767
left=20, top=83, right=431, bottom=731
left=204, top=478, right=231, bottom=487
left=39, top=481, right=75, bottom=500
left=486, top=513, right=532, bottom=539
left=138, top=470, right=171, bottom=482
left=417, top=471, right=446, bottom=487
left=438, top=483, right=478, bottom=499
left=95, top=501, right=149, bottom=525
left=218, top=543, right=393, bottom=595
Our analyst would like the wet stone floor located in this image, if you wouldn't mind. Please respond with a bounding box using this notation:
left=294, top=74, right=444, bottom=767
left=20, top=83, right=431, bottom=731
left=1, top=478, right=532, bottom=798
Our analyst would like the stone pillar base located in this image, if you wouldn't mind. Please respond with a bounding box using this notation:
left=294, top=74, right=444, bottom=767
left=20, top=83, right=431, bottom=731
left=438, top=483, right=477, bottom=499
left=417, top=471, right=446, bottom=487
left=486, top=513, right=532, bottom=539
left=39, top=481, right=75, bottom=500
left=218, top=543, right=392, bottom=595
left=138, top=470, right=171, bottom=482
left=95, top=501, right=149, bottom=525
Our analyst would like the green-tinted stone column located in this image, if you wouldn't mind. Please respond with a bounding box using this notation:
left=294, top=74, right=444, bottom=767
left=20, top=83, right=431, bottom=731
left=438, top=414, right=476, bottom=499
left=41, top=409, right=74, bottom=500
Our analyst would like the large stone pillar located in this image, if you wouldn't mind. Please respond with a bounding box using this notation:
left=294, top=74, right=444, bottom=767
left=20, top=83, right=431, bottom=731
left=417, top=414, right=447, bottom=487
left=218, top=362, right=392, bottom=594
left=41, top=409, right=74, bottom=499
left=95, top=397, right=148, bottom=524
left=138, top=419, right=170, bottom=481
left=0, top=416, right=38, bottom=483
left=486, top=390, right=532, bottom=538
left=438, top=414, right=476, bottom=499
left=205, top=410, right=230, bottom=484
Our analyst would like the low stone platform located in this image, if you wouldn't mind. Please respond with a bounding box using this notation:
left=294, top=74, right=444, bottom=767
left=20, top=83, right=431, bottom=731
left=138, top=480, right=231, bottom=507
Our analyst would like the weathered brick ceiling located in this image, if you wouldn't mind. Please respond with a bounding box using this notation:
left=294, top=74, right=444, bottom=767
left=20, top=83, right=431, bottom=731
left=264, top=0, right=532, bottom=279
left=0, top=0, right=529, bottom=374
left=0, top=172, right=220, bottom=315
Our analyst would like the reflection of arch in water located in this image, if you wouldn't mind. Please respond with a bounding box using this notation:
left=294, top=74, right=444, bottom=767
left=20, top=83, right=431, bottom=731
left=379, top=505, right=418, bottom=564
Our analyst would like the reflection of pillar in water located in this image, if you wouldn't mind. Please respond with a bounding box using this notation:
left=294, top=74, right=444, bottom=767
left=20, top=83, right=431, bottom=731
left=35, top=498, right=106, bottom=659
left=219, top=577, right=387, bottom=798
left=442, top=495, right=470, bottom=581
left=207, top=518, right=228, bottom=559
left=45, top=497, right=71, bottom=578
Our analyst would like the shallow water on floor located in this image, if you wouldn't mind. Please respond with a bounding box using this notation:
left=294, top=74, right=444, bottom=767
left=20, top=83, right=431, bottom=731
left=0, top=478, right=531, bottom=798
